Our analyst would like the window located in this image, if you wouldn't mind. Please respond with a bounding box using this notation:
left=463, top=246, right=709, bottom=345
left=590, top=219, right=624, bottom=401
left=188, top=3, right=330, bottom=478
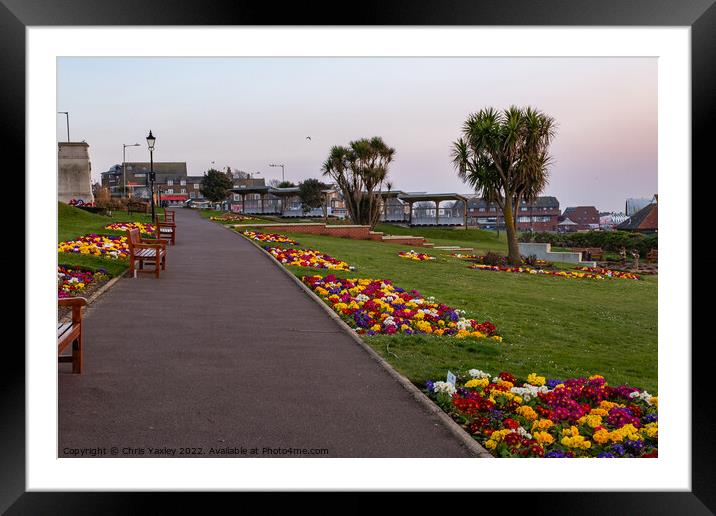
left=479, top=207, right=486, bottom=212
left=520, top=207, right=528, bottom=211
left=180, top=180, right=186, bottom=186
left=194, top=183, right=199, bottom=189
left=181, top=188, right=186, bottom=194
left=518, top=216, right=531, bottom=223
left=166, top=189, right=174, bottom=194
left=190, top=192, right=196, bottom=199
left=167, top=179, right=173, bottom=186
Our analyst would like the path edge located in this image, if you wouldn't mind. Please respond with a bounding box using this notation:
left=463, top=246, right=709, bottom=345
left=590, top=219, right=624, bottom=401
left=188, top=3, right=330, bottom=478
left=226, top=225, right=492, bottom=459
left=58, top=270, right=128, bottom=325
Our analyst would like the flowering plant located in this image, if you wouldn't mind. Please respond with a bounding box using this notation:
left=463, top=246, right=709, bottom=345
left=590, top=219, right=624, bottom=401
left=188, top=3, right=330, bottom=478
left=398, top=250, right=436, bottom=261
left=426, top=368, right=657, bottom=458
left=105, top=222, right=156, bottom=235
left=58, top=266, right=109, bottom=298
left=242, top=230, right=299, bottom=245
left=58, top=234, right=129, bottom=259
left=264, top=246, right=354, bottom=270
left=576, top=266, right=640, bottom=280
left=211, top=214, right=264, bottom=223
left=302, top=274, right=501, bottom=340
left=468, top=263, right=639, bottom=280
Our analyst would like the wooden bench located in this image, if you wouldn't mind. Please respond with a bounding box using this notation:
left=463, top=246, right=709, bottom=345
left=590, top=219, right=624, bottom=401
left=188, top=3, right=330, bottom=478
left=126, top=228, right=168, bottom=278
left=571, top=247, right=604, bottom=261
left=647, top=248, right=658, bottom=262
left=154, top=209, right=176, bottom=245
left=127, top=201, right=149, bottom=215
left=58, top=297, right=87, bottom=374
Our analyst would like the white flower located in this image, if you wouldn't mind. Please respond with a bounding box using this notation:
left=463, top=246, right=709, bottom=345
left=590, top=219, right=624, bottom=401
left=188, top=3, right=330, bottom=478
left=516, top=427, right=532, bottom=439
left=355, top=294, right=369, bottom=302
left=469, top=369, right=491, bottom=379
left=432, top=381, right=457, bottom=396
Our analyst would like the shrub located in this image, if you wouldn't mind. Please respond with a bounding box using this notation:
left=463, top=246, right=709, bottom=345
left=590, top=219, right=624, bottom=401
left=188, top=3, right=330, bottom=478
left=527, top=231, right=657, bottom=258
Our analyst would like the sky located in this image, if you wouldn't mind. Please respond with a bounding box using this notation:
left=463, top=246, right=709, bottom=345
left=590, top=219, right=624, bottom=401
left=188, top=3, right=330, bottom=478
left=57, top=57, right=657, bottom=213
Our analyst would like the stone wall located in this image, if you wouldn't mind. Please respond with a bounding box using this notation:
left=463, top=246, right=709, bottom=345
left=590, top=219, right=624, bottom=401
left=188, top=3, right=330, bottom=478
left=58, top=142, right=94, bottom=204
left=518, top=242, right=596, bottom=267
left=234, top=222, right=426, bottom=247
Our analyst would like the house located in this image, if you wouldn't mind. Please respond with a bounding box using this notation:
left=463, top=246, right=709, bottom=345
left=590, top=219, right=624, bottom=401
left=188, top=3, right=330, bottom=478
left=625, top=197, right=653, bottom=216
left=101, top=161, right=204, bottom=206
left=561, top=206, right=600, bottom=231
left=617, top=195, right=657, bottom=233
left=466, top=196, right=561, bottom=231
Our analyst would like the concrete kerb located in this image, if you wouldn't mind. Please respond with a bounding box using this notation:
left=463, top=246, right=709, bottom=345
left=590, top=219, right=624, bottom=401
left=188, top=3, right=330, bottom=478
left=224, top=224, right=492, bottom=458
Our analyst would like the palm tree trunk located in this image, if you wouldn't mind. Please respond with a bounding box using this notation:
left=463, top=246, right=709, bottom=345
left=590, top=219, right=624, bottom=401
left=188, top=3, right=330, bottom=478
left=502, top=197, right=521, bottom=265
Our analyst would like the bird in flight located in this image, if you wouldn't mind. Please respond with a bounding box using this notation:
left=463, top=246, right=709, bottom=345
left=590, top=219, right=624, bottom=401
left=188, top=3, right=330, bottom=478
left=306, top=136, right=312, bottom=141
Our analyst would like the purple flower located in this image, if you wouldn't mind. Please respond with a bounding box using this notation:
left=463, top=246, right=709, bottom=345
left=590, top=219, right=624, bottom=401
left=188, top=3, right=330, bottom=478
left=610, top=444, right=626, bottom=456
left=642, top=413, right=658, bottom=424
left=545, top=451, right=568, bottom=458
left=425, top=380, right=435, bottom=393
left=597, top=452, right=616, bottom=458
left=546, top=379, right=563, bottom=389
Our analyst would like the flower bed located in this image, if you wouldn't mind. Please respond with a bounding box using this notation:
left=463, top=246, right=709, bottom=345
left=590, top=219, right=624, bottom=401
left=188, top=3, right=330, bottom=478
left=58, top=234, right=130, bottom=259
left=242, top=230, right=299, bottom=245
left=576, top=266, right=640, bottom=280
left=264, top=246, right=354, bottom=271
left=105, top=222, right=155, bottom=234
left=211, top=214, right=265, bottom=223
left=426, top=369, right=657, bottom=458
left=58, top=266, right=110, bottom=298
left=302, top=274, right=501, bottom=340
left=398, top=250, right=436, bottom=261
left=468, top=263, right=640, bottom=280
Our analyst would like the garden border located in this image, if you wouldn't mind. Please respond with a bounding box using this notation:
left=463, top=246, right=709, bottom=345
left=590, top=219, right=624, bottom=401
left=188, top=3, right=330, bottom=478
left=228, top=225, right=493, bottom=458
left=57, top=269, right=128, bottom=325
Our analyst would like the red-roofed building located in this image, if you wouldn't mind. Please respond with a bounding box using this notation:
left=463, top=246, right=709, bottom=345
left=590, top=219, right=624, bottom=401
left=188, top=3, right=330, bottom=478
left=616, top=195, right=658, bottom=233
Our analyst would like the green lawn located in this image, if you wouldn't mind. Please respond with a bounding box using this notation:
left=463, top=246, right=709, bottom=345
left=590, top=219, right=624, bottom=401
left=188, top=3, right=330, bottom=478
left=57, top=202, right=160, bottom=276
left=240, top=224, right=658, bottom=393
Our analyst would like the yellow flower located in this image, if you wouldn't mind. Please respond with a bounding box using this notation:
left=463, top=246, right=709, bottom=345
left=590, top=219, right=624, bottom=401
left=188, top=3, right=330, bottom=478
left=485, top=440, right=497, bottom=450
left=465, top=378, right=489, bottom=389
left=534, top=431, right=554, bottom=445
left=515, top=405, right=537, bottom=421
left=527, top=373, right=546, bottom=386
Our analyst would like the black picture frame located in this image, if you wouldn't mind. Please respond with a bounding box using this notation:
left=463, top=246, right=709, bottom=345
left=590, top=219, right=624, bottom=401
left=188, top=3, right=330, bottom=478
left=7, top=0, right=714, bottom=512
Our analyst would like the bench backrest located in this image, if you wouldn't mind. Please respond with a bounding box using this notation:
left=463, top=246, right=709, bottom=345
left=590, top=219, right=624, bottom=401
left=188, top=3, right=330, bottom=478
left=126, top=228, right=141, bottom=251
left=164, top=210, right=176, bottom=222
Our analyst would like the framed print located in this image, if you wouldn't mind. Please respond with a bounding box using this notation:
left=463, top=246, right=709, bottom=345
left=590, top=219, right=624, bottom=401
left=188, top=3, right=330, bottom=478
left=7, top=0, right=714, bottom=511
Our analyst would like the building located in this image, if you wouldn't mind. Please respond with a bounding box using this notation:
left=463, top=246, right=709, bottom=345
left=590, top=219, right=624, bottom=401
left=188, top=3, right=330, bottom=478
left=465, top=196, right=561, bottom=231
left=617, top=195, right=657, bottom=233
left=229, top=178, right=347, bottom=218
left=101, top=161, right=206, bottom=206
left=58, top=142, right=94, bottom=204
left=599, top=212, right=629, bottom=229
left=625, top=197, right=653, bottom=216
left=561, top=206, right=600, bottom=231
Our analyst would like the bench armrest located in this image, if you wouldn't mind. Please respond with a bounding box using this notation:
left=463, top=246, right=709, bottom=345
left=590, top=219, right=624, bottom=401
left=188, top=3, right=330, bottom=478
left=58, top=297, right=87, bottom=307
left=140, top=238, right=168, bottom=246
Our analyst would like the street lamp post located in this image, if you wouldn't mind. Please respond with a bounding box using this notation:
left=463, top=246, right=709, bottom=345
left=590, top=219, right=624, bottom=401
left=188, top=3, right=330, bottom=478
left=123, top=143, right=140, bottom=198
left=57, top=112, right=70, bottom=141
left=146, top=130, right=157, bottom=221
left=269, top=163, right=285, bottom=182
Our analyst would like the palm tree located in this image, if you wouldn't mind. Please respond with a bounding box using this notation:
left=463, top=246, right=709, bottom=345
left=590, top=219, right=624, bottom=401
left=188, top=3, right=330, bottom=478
left=451, top=106, right=556, bottom=264
left=322, top=137, right=395, bottom=227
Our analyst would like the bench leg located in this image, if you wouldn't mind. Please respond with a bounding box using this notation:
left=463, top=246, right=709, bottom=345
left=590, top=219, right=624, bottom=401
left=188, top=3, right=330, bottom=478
left=162, top=253, right=166, bottom=270
left=155, top=250, right=161, bottom=278
left=72, top=334, right=83, bottom=374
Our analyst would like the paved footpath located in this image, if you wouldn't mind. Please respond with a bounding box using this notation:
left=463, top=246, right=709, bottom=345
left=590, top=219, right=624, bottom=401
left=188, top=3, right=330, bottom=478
left=59, top=209, right=475, bottom=457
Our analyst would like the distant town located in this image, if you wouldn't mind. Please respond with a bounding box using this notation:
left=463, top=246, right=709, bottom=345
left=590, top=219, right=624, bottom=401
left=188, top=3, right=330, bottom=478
left=89, top=158, right=657, bottom=234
